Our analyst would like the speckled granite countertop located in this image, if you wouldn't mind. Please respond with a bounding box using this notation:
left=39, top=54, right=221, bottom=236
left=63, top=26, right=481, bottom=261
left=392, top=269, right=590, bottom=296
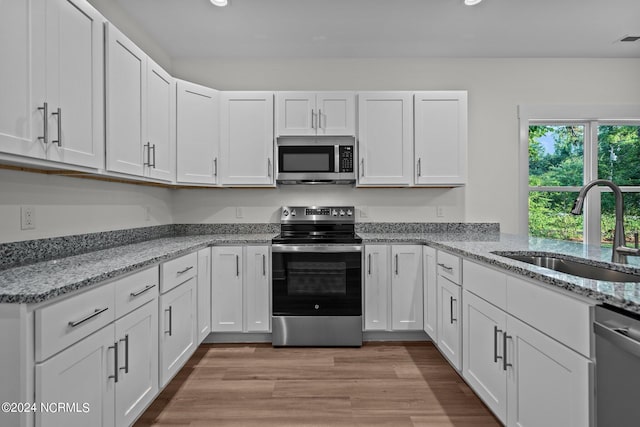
left=361, top=232, right=640, bottom=314
left=0, top=233, right=276, bottom=304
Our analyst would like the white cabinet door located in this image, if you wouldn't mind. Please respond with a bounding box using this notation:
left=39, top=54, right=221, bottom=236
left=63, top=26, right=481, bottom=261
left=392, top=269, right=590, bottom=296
left=105, top=23, right=146, bottom=177
left=364, top=245, right=390, bottom=331
left=315, top=92, right=355, bottom=136
left=414, top=91, right=467, bottom=186
left=145, top=58, right=174, bottom=182
left=245, top=246, right=270, bottom=332
left=0, top=0, right=45, bottom=159
left=423, top=246, right=438, bottom=341
left=211, top=246, right=244, bottom=332
left=437, top=274, right=461, bottom=370
left=45, top=0, right=104, bottom=169
left=220, top=92, right=274, bottom=185
left=506, top=315, right=591, bottom=427
left=462, top=290, right=508, bottom=424
left=391, top=245, right=423, bottom=330
left=114, top=300, right=158, bottom=427
left=357, top=92, right=413, bottom=186
left=276, top=92, right=315, bottom=136
left=176, top=80, right=219, bottom=184
left=159, top=278, right=196, bottom=387
left=197, top=247, right=212, bottom=343
left=36, top=324, right=115, bottom=427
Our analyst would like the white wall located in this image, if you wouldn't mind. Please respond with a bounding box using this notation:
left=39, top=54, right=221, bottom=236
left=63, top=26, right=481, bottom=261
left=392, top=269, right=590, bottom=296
left=172, top=58, right=640, bottom=233
left=0, top=169, right=173, bottom=243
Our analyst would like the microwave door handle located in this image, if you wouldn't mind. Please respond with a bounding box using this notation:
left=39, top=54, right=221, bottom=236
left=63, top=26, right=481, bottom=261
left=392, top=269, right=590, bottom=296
left=335, top=146, right=340, bottom=173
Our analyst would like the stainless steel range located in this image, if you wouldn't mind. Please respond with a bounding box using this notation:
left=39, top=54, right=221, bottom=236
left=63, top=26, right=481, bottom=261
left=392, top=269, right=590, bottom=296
left=271, top=206, right=362, bottom=347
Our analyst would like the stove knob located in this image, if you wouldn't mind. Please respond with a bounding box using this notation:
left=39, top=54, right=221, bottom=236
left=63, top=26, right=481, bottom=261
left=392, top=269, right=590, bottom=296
left=291, top=209, right=297, bottom=216
left=283, top=209, right=289, bottom=217
left=339, top=210, right=345, bottom=216
left=347, top=209, right=353, bottom=216
left=332, top=209, right=338, bottom=216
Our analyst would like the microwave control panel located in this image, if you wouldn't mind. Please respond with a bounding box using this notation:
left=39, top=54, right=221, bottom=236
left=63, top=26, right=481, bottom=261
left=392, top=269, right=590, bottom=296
left=339, top=146, right=354, bottom=172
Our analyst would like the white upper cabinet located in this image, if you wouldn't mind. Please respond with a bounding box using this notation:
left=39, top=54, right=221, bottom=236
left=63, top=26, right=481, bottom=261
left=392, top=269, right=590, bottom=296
left=219, top=92, right=274, bottom=186
left=176, top=80, right=219, bottom=185
left=0, top=0, right=104, bottom=169
left=414, top=91, right=467, bottom=186
left=106, top=23, right=175, bottom=182
left=357, top=92, right=413, bottom=186
left=276, top=92, right=355, bottom=137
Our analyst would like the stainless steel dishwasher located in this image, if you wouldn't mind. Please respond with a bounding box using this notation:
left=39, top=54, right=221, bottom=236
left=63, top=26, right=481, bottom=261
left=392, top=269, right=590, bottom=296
left=594, top=304, right=640, bottom=426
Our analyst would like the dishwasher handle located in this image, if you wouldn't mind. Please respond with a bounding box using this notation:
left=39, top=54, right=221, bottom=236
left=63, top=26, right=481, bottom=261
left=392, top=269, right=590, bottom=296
left=594, top=321, right=640, bottom=358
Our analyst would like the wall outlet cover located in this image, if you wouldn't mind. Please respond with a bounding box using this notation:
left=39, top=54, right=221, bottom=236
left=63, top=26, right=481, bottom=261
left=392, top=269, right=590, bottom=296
left=21, top=206, right=36, bottom=230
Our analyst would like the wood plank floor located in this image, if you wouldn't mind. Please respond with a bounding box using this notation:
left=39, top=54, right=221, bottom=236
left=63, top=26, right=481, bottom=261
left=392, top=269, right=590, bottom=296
left=135, top=342, right=501, bottom=427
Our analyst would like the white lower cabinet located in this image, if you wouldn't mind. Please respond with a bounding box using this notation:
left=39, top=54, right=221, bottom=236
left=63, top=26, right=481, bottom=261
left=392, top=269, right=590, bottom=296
left=462, top=260, right=593, bottom=427
left=364, top=245, right=423, bottom=331
left=436, top=274, right=462, bottom=370
left=36, top=324, right=116, bottom=427
left=211, top=246, right=271, bottom=333
left=197, top=247, right=212, bottom=343
left=159, top=277, right=196, bottom=388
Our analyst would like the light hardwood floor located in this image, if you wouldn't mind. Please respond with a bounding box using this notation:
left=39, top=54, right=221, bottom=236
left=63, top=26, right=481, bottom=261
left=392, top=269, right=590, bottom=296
left=135, top=342, right=501, bottom=427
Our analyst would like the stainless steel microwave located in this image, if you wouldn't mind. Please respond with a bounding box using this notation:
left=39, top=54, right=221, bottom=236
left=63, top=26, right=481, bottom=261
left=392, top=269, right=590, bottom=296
left=276, top=137, right=356, bottom=184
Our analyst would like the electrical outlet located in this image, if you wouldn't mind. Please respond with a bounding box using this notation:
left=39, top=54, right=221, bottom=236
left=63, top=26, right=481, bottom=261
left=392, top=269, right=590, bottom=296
left=145, top=206, right=151, bottom=221
left=436, top=206, right=445, bottom=218
left=236, top=207, right=243, bottom=218
left=21, top=206, right=36, bottom=230
left=360, top=207, right=369, bottom=218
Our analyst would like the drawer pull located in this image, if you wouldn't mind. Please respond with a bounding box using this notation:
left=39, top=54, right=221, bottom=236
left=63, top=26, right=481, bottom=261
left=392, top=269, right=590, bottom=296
left=438, top=263, right=454, bottom=272
left=177, top=265, right=194, bottom=275
left=130, top=284, right=156, bottom=297
left=68, top=307, right=108, bottom=328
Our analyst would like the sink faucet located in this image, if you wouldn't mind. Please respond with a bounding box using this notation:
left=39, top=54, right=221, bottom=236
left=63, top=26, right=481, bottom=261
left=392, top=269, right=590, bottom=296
left=570, top=179, right=640, bottom=264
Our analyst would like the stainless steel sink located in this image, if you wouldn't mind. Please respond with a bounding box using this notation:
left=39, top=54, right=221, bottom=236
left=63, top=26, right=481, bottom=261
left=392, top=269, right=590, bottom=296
left=492, top=251, right=640, bottom=282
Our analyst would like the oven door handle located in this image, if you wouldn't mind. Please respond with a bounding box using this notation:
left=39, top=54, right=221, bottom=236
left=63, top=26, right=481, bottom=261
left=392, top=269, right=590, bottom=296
left=272, top=244, right=362, bottom=253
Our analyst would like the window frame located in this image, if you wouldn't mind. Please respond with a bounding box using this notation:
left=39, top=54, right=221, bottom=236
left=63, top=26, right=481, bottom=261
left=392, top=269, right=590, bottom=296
left=518, top=105, right=640, bottom=245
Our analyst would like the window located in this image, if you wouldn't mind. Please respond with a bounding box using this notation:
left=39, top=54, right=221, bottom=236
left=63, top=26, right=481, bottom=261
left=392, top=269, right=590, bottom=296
left=519, top=106, right=640, bottom=247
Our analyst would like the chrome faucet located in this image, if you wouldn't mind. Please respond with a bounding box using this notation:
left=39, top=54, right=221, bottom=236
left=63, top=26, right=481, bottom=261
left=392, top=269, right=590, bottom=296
left=570, top=179, right=640, bottom=264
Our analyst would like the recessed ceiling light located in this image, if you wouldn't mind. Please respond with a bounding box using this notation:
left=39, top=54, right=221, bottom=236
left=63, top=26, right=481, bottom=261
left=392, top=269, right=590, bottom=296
left=464, top=0, right=483, bottom=5
left=210, top=0, right=228, bottom=6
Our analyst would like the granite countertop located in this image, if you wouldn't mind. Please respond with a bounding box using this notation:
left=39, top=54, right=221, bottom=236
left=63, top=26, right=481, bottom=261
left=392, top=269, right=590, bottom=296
left=360, top=232, right=640, bottom=314
left=2, top=229, right=640, bottom=315
left=0, top=233, right=276, bottom=304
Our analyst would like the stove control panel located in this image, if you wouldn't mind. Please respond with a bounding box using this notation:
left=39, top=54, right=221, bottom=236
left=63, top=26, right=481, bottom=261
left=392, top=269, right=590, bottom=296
left=281, top=206, right=355, bottom=222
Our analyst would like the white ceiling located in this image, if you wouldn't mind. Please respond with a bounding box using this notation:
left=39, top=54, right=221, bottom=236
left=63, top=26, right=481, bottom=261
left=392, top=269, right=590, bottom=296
left=114, top=0, right=640, bottom=59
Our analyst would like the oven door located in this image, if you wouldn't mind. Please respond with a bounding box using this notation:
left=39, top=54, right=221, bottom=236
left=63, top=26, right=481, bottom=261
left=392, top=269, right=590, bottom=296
left=272, top=245, right=362, bottom=316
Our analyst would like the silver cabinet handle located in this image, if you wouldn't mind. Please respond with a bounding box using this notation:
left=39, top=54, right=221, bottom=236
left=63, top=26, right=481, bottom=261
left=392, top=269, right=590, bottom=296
left=130, top=284, right=156, bottom=297
left=368, top=253, right=372, bottom=275
left=108, top=341, right=119, bottom=383
left=51, top=107, right=62, bottom=147
left=119, top=334, right=129, bottom=374
left=417, top=158, right=422, bottom=177
left=494, top=326, right=503, bottom=363
left=438, top=263, right=454, bottom=272
left=165, top=306, right=173, bottom=336
left=395, top=254, right=399, bottom=275
left=360, top=158, right=364, bottom=177
left=503, top=333, right=512, bottom=371
left=450, top=297, right=457, bottom=324
left=177, top=265, right=194, bottom=275
left=262, top=254, right=266, bottom=276
left=143, top=142, right=151, bottom=166
left=151, top=144, right=157, bottom=168
left=311, top=109, right=316, bottom=129
left=267, top=158, right=272, bottom=178
left=68, top=307, right=108, bottom=328
left=318, top=109, right=322, bottom=129
left=214, top=157, right=218, bottom=177
left=38, top=102, right=48, bottom=144
left=236, top=255, right=240, bottom=277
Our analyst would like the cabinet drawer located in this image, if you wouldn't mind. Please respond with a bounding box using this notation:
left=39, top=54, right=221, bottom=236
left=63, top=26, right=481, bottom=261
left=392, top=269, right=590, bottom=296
left=437, top=250, right=461, bottom=284
left=114, top=266, right=159, bottom=319
left=463, top=260, right=507, bottom=310
left=506, top=275, right=593, bottom=358
left=36, top=282, right=115, bottom=362
left=161, top=251, right=198, bottom=293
